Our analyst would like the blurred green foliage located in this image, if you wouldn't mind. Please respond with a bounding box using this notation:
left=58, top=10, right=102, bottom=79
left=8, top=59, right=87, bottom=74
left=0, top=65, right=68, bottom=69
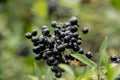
left=0, top=0, right=120, bottom=80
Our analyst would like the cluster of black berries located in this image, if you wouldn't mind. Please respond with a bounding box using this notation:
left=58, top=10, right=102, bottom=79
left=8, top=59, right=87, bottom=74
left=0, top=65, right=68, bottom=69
left=25, top=16, right=93, bottom=78
left=110, top=55, right=120, bottom=63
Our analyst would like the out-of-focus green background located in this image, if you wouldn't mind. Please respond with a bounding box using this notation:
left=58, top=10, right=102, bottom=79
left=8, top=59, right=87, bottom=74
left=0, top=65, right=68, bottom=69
left=0, top=0, right=120, bottom=80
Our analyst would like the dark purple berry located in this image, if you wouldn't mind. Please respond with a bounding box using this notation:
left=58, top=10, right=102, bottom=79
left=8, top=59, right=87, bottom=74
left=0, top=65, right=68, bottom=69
left=35, top=54, right=42, bottom=60
left=42, top=28, right=50, bottom=36
left=85, top=51, right=93, bottom=58
left=55, top=72, right=62, bottom=78
left=32, top=29, right=37, bottom=36
left=25, top=32, right=32, bottom=39
left=110, top=55, right=117, bottom=62
left=57, top=45, right=65, bottom=52
left=69, top=16, right=78, bottom=25
left=82, top=27, right=89, bottom=34
left=51, top=21, right=57, bottom=27
left=31, top=36, right=39, bottom=42
left=78, top=48, right=84, bottom=54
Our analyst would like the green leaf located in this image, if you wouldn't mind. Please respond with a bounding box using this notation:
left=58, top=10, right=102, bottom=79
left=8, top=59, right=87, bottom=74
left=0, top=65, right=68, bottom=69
left=34, top=63, right=41, bottom=80
left=98, top=37, right=108, bottom=67
left=59, top=64, right=76, bottom=80
left=45, top=67, right=54, bottom=80
left=99, top=37, right=108, bottom=53
left=71, top=54, right=97, bottom=68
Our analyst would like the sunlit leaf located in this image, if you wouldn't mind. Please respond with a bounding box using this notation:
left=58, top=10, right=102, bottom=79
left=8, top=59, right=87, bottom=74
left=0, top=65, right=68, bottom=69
left=71, top=54, right=97, bottom=68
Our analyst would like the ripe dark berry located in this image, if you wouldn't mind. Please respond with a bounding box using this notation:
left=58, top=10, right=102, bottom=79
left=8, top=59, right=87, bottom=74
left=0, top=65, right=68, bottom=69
left=69, top=16, right=78, bottom=25
left=85, top=51, right=93, bottom=58
left=42, top=28, right=50, bottom=36
left=54, top=28, right=60, bottom=35
left=110, top=55, right=117, bottom=62
left=39, top=36, right=46, bottom=44
left=25, top=32, right=32, bottom=39
left=77, top=40, right=82, bottom=45
left=35, top=54, right=42, bottom=60
left=78, top=48, right=84, bottom=54
left=82, top=27, right=89, bottom=34
left=70, top=25, right=78, bottom=33
left=55, top=72, right=62, bottom=78
left=57, top=45, right=65, bottom=52
left=53, top=48, right=59, bottom=55
left=42, top=53, right=48, bottom=59
left=72, top=45, right=80, bottom=51
left=71, top=37, right=76, bottom=43
left=64, top=36, right=70, bottom=43
left=32, top=29, right=37, bottom=36
left=41, top=25, right=48, bottom=30
left=51, top=66, right=57, bottom=72
left=32, top=46, right=40, bottom=54
left=65, top=53, right=71, bottom=60
left=46, top=50, right=52, bottom=56
left=48, top=56, right=55, bottom=63
left=51, top=21, right=57, bottom=27
left=56, top=39, right=62, bottom=44
left=31, top=36, right=39, bottom=42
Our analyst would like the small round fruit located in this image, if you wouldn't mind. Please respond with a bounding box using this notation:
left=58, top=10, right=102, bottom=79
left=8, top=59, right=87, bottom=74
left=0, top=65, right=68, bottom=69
left=55, top=72, right=62, bottom=78
left=110, top=55, right=117, bottom=62
left=70, top=25, right=78, bottom=33
left=35, top=54, right=42, bottom=60
left=85, top=51, right=93, bottom=58
left=32, top=29, right=37, bottom=36
left=69, top=16, right=78, bottom=25
left=57, top=45, right=65, bottom=52
left=51, top=21, right=57, bottom=27
left=31, top=36, right=39, bottom=42
left=25, top=32, right=32, bottom=39
left=78, top=48, right=84, bottom=54
left=42, top=28, right=50, bottom=36
left=32, top=46, right=40, bottom=53
left=82, top=27, right=89, bottom=34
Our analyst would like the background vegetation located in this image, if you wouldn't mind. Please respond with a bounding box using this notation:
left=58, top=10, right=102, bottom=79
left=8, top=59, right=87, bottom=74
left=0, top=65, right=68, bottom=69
left=0, top=0, right=120, bottom=80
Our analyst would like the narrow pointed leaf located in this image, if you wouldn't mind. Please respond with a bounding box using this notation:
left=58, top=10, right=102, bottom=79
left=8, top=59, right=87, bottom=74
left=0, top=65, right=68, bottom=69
left=98, top=37, right=108, bottom=67
left=34, top=63, right=41, bottom=80
left=71, top=54, right=97, bottom=68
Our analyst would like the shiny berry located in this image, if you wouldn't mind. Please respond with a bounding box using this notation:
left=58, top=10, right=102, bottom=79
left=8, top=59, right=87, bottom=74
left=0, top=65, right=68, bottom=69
left=57, top=45, right=65, bottom=52
left=85, top=51, right=93, bottom=58
left=42, top=28, right=50, bottom=36
left=55, top=72, right=62, bottom=78
left=70, top=25, right=78, bottom=33
left=78, top=48, right=84, bottom=54
left=25, top=32, right=32, bottom=39
left=51, top=21, right=57, bottom=27
left=32, top=29, right=37, bottom=36
left=82, top=27, right=89, bottom=34
left=110, top=55, right=117, bottom=62
left=69, top=16, right=78, bottom=25
left=35, top=54, right=42, bottom=60
left=31, top=36, right=39, bottom=42
left=32, top=46, right=40, bottom=53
